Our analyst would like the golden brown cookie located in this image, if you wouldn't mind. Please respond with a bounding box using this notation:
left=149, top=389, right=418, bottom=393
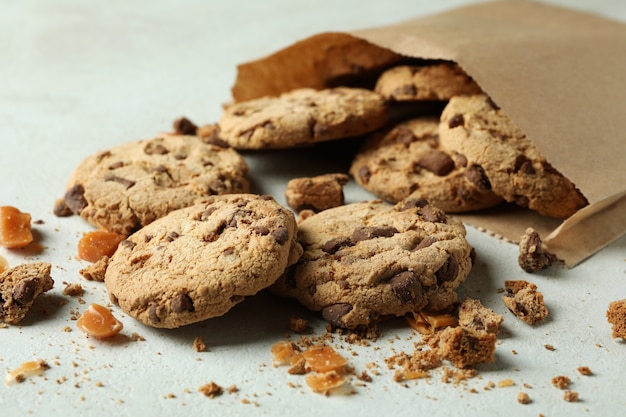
left=350, top=117, right=503, bottom=212
left=284, top=173, right=349, bottom=212
left=271, top=198, right=474, bottom=329
left=439, top=94, right=588, bottom=218
left=374, top=62, right=482, bottom=102
left=62, top=135, right=250, bottom=235
left=218, top=87, right=389, bottom=149
left=105, top=194, right=302, bottom=329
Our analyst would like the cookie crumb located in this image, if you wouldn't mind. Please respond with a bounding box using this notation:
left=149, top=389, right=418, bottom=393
left=435, top=327, right=497, bottom=368
left=517, top=391, right=531, bottom=404
left=544, top=344, right=555, bottom=351
left=563, top=390, right=579, bottom=402
left=457, top=298, right=503, bottom=334
left=497, top=379, right=515, bottom=388
left=289, top=315, right=309, bottom=334
left=501, top=280, right=548, bottom=324
left=606, top=299, right=626, bottom=339
left=63, top=282, right=84, bottom=297
left=172, top=116, right=198, bottom=136
left=193, top=336, right=207, bottom=352
left=551, top=375, right=571, bottom=389
left=518, top=227, right=555, bottom=272
left=199, top=382, right=223, bottom=398
left=577, top=366, right=592, bottom=376
left=79, top=256, right=109, bottom=282
left=130, top=332, right=146, bottom=342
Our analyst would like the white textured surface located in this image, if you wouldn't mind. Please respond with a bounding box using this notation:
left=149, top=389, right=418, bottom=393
left=1, top=1, right=625, bottom=415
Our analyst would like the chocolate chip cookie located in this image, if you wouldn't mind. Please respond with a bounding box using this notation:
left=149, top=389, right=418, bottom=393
left=350, top=117, right=503, bottom=212
left=374, top=63, right=482, bottom=102
left=0, top=262, right=54, bottom=324
left=439, top=94, right=588, bottom=218
left=271, top=198, right=474, bottom=329
left=62, top=135, right=250, bottom=235
left=218, top=87, right=389, bottom=149
left=105, top=194, right=302, bottom=329
left=284, top=173, right=349, bottom=212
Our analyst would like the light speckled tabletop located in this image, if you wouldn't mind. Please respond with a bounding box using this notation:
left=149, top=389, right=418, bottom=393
left=1, top=1, right=625, bottom=415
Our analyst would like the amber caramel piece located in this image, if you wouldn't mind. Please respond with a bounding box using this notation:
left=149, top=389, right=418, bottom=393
left=0, top=206, right=33, bottom=249
left=0, top=255, right=8, bottom=274
left=271, top=340, right=303, bottom=366
left=305, top=371, right=347, bottom=393
left=76, top=303, right=123, bottom=339
left=5, top=360, right=49, bottom=385
left=78, top=230, right=126, bottom=262
left=302, top=345, right=348, bottom=373
left=406, top=311, right=458, bottom=335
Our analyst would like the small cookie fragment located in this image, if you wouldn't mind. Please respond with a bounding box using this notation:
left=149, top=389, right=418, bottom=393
left=193, top=336, right=207, bottom=352
left=563, top=391, right=579, bottom=402
left=0, top=262, right=54, bottom=324
left=219, top=87, right=389, bottom=150
left=199, top=382, right=223, bottom=398
left=374, top=62, right=482, bottom=102
left=501, top=280, right=548, bottom=325
left=79, top=256, right=109, bottom=282
left=577, top=366, right=592, bottom=376
left=285, top=173, right=349, bottom=212
left=606, top=299, right=626, bottom=339
left=62, top=282, right=84, bottom=297
left=551, top=375, right=571, bottom=389
left=434, top=326, right=497, bottom=368
left=518, top=228, right=555, bottom=273
left=517, top=392, right=531, bottom=404
left=458, top=297, right=503, bottom=334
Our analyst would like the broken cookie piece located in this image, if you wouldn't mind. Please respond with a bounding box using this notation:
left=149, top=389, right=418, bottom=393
left=606, top=299, right=626, bottom=339
left=501, top=280, right=548, bottom=325
left=0, top=262, right=54, bottom=324
left=285, top=173, right=349, bottom=212
left=518, top=227, right=556, bottom=273
left=433, top=326, right=497, bottom=368
left=458, top=297, right=503, bottom=334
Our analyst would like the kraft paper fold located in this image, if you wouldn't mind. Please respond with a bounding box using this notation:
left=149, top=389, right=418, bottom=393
left=231, top=0, right=626, bottom=266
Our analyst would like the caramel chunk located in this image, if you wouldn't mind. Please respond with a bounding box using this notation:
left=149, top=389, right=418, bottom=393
left=76, top=303, right=123, bottom=339
left=0, top=206, right=33, bottom=249
left=78, top=230, right=126, bottom=263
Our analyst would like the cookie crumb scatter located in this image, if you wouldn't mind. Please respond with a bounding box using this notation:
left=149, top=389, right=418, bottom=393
left=199, top=382, right=223, bottom=398
left=130, top=332, right=145, bottom=342
left=577, top=366, right=592, bottom=376
left=289, top=315, right=309, bottom=334
left=563, top=390, right=579, bottom=402
left=76, top=303, right=124, bottom=339
left=5, top=360, right=50, bottom=385
left=193, top=336, right=207, bottom=352
left=63, top=282, right=84, bottom=297
left=606, top=299, right=626, bottom=338
left=551, top=375, right=571, bottom=389
left=517, top=392, right=531, bottom=404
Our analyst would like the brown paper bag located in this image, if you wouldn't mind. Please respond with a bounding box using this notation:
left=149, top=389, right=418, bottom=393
left=231, top=0, right=626, bottom=267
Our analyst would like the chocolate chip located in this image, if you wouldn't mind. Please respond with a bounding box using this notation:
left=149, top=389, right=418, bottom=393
left=174, top=153, right=187, bottom=160
left=119, top=240, right=136, bottom=249
left=416, top=150, right=455, bottom=176
left=321, top=303, right=353, bottom=327
left=358, top=166, right=371, bottom=184
left=165, top=232, right=179, bottom=242
left=351, top=226, right=398, bottom=242
left=108, top=161, right=124, bottom=170
left=272, top=226, right=289, bottom=245
left=322, top=237, right=353, bottom=254
left=448, top=113, right=465, bottom=129
left=209, top=180, right=226, bottom=194
left=253, top=226, right=270, bottom=236
left=390, top=271, right=423, bottom=305
left=420, top=204, right=447, bottom=223
left=395, top=197, right=429, bottom=211
left=171, top=293, right=194, bottom=313
left=436, top=256, right=459, bottom=284
left=413, top=236, right=438, bottom=251
left=148, top=304, right=161, bottom=323
left=172, top=116, right=198, bottom=135
left=104, top=175, right=136, bottom=189
left=12, top=279, right=37, bottom=306
left=53, top=198, right=73, bottom=217
left=514, top=155, right=536, bottom=175
left=465, top=164, right=492, bottom=190
left=199, top=207, right=218, bottom=221
left=64, top=184, right=88, bottom=215
left=144, top=142, right=169, bottom=155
